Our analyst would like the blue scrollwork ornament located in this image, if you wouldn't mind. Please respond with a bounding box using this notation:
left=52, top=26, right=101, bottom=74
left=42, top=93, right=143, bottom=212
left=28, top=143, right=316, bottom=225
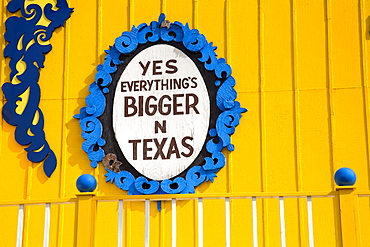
left=2, top=0, right=73, bottom=177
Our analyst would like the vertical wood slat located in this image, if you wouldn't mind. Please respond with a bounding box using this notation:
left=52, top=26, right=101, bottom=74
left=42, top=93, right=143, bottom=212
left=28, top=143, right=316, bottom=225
left=258, top=0, right=269, bottom=244
left=118, top=200, right=123, bottom=247
left=291, top=0, right=302, bottom=193
left=325, top=0, right=336, bottom=190
left=359, top=0, right=370, bottom=190
left=145, top=199, right=150, bottom=247
left=43, top=203, right=50, bottom=247
left=16, top=204, right=24, bottom=247
left=172, top=199, right=176, bottom=247
left=57, top=0, right=72, bottom=243
left=307, top=197, right=315, bottom=247
left=291, top=2, right=307, bottom=245
left=58, top=28, right=69, bottom=247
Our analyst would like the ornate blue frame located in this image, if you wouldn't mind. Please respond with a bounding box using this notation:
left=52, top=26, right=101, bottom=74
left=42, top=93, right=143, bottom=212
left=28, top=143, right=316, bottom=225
left=2, top=0, right=73, bottom=177
left=75, top=14, right=246, bottom=194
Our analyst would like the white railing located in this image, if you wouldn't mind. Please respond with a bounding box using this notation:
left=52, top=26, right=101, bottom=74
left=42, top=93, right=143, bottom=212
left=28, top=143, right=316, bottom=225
left=1, top=189, right=362, bottom=246
left=95, top=192, right=336, bottom=247
left=0, top=199, right=76, bottom=247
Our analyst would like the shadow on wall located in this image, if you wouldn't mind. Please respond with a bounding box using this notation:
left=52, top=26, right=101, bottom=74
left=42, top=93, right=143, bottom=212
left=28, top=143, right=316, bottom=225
left=66, top=65, right=99, bottom=173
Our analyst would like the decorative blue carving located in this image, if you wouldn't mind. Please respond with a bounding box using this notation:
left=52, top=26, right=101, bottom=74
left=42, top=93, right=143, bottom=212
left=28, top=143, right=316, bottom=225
left=161, top=177, right=187, bottom=194
left=75, top=14, right=247, bottom=194
left=2, top=0, right=73, bottom=177
left=134, top=177, right=160, bottom=195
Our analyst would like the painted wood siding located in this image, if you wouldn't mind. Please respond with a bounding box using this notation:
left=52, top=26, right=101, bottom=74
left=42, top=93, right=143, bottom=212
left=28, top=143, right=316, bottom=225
left=1, top=0, right=370, bottom=246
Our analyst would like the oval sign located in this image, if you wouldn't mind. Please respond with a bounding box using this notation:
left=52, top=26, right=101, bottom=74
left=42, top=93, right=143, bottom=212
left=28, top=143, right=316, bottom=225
left=76, top=13, right=247, bottom=195
left=112, top=44, right=210, bottom=180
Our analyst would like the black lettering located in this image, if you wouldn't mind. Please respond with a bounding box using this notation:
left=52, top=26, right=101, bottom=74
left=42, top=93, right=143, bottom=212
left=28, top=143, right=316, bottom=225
left=139, top=61, right=150, bottom=76
left=147, top=80, right=154, bottom=90
left=166, top=137, right=181, bottom=159
left=158, top=95, right=171, bottom=115
left=181, top=136, right=194, bottom=157
left=182, top=77, right=189, bottom=89
left=140, top=80, right=147, bottom=91
left=153, top=60, right=163, bottom=75
left=127, top=81, right=134, bottom=91
left=145, top=96, right=157, bottom=116
left=154, top=138, right=167, bottom=159
left=143, top=139, right=153, bottom=160
left=173, top=94, right=184, bottom=115
left=191, top=77, right=198, bottom=88
left=121, top=81, right=128, bottom=92
left=186, top=94, right=199, bottom=114
left=155, top=120, right=167, bottom=133
left=173, top=78, right=181, bottom=89
left=155, top=79, right=161, bottom=90
left=133, top=80, right=139, bottom=91
left=165, top=59, right=178, bottom=74
left=162, top=79, right=169, bottom=90
left=128, top=139, right=141, bottom=160
left=138, top=96, right=143, bottom=116
left=124, top=97, right=137, bottom=117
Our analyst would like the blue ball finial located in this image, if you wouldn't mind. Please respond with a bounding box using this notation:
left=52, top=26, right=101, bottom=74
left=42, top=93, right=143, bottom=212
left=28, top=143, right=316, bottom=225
left=76, top=174, right=97, bottom=192
left=334, top=167, right=356, bottom=186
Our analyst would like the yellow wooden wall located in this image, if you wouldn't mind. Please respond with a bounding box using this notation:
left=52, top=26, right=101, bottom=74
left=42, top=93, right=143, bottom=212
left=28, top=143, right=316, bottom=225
left=1, top=0, right=370, bottom=246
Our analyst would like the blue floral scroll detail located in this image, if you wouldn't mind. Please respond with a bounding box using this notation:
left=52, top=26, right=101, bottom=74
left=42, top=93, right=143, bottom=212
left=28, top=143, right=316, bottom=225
left=77, top=13, right=246, bottom=195
left=161, top=21, right=184, bottom=42
left=134, top=177, right=160, bottom=195
left=77, top=82, right=106, bottom=168
left=105, top=168, right=135, bottom=191
left=161, top=177, right=187, bottom=194
left=2, top=0, right=73, bottom=177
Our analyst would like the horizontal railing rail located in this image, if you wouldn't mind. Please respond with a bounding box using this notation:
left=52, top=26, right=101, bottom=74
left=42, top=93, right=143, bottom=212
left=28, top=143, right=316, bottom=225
left=0, top=191, right=338, bottom=207
left=0, top=198, right=78, bottom=207
left=94, top=191, right=338, bottom=201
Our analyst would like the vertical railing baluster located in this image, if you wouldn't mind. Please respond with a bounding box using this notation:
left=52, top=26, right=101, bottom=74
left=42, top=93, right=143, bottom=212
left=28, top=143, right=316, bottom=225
left=43, top=203, right=51, bottom=247
left=252, top=197, right=258, bottom=247
left=118, top=200, right=123, bottom=247
left=172, top=199, right=177, bottom=247
left=145, top=199, right=150, bottom=247
left=279, top=197, right=286, bottom=247
left=198, top=198, right=203, bottom=247
left=225, top=198, right=230, bottom=247
left=16, top=204, right=24, bottom=247
left=307, top=196, right=314, bottom=247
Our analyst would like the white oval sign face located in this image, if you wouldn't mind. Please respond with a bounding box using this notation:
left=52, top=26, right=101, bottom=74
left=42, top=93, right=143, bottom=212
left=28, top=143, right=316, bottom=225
left=113, top=44, right=210, bottom=180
